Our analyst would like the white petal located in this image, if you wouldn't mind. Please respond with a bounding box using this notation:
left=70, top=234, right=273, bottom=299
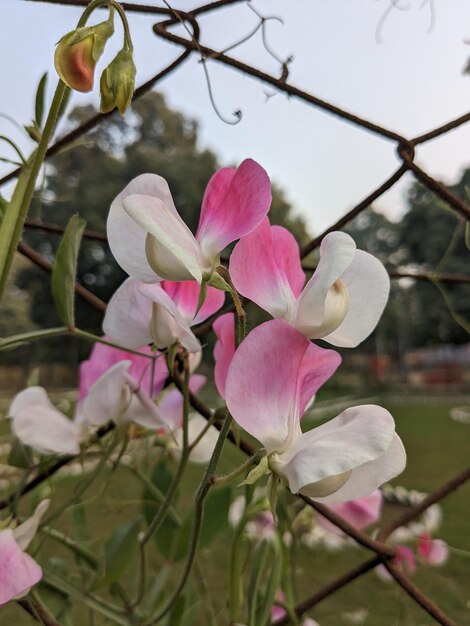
left=293, top=232, right=356, bottom=337
left=313, top=433, right=406, bottom=503
left=275, top=405, right=396, bottom=497
left=323, top=250, right=390, bottom=347
left=124, top=194, right=204, bottom=282
left=107, top=174, right=174, bottom=282
left=9, top=387, right=55, bottom=417
left=11, top=405, right=82, bottom=456
left=103, top=278, right=153, bottom=349
left=171, top=414, right=219, bottom=464
left=81, top=362, right=132, bottom=426
left=13, top=501, right=50, bottom=550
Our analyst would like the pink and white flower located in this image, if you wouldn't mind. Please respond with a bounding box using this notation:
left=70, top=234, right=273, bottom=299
left=103, top=278, right=224, bottom=353
left=9, top=363, right=165, bottom=455
left=0, top=500, right=49, bottom=606
left=316, top=490, right=383, bottom=535
left=107, top=159, right=272, bottom=285
left=225, top=320, right=406, bottom=502
left=230, top=219, right=390, bottom=347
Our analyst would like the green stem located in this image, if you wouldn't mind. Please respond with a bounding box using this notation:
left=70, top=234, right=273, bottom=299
left=144, top=414, right=233, bottom=624
left=229, top=512, right=248, bottom=622
left=0, top=325, right=159, bottom=360
left=0, top=135, right=26, bottom=164
left=248, top=540, right=269, bottom=626
left=211, top=450, right=264, bottom=485
left=0, top=326, right=68, bottom=351
left=121, top=463, right=182, bottom=526
left=41, top=526, right=98, bottom=569
left=0, top=80, right=67, bottom=301
left=139, top=355, right=191, bottom=547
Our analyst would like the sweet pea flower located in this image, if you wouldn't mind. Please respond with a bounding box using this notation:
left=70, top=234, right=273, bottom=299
left=417, top=533, right=449, bottom=566
left=0, top=500, right=49, bottom=606
left=107, top=159, right=271, bottom=285
left=9, top=363, right=165, bottom=455
left=230, top=219, right=389, bottom=347
left=103, top=278, right=225, bottom=353
left=316, top=490, right=383, bottom=535
left=376, top=533, right=448, bottom=581
left=225, top=320, right=406, bottom=502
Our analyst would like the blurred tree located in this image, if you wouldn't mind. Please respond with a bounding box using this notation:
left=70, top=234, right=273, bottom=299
left=16, top=92, right=309, bottom=361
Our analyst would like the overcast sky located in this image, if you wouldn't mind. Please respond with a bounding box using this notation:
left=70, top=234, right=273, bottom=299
left=1, top=0, right=470, bottom=234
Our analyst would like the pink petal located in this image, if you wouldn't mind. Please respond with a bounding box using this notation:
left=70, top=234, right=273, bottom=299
left=297, top=342, right=341, bottom=417
left=213, top=312, right=236, bottom=399
left=0, top=530, right=42, bottom=606
left=230, top=219, right=304, bottom=318
left=161, top=280, right=225, bottom=325
left=417, top=535, right=449, bottom=566
left=196, top=159, right=272, bottom=259
left=225, top=320, right=336, bottom=454
left=395, top=545, right=417, bottom=575
left=107, top=174, right=176, bottom=282
left=317, top=490, right=383, bottom=535
left=79, top=339, right=165, bottom=401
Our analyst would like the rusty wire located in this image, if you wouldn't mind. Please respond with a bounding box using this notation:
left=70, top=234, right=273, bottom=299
left=1, top=2, right=470, bottom=624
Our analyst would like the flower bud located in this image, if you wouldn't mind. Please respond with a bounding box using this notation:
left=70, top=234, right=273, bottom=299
left=54, top=19, right=114, bottom=93
left=100, top=49, right=136, bottom=115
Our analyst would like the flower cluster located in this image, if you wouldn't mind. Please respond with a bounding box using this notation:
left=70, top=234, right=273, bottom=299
left=5, top=157, right=407, bottom=606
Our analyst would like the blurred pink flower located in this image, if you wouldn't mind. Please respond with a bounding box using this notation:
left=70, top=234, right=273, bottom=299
left=0, top=501, right=49, bottom=606
left=316, top=490, right=383, bottom=535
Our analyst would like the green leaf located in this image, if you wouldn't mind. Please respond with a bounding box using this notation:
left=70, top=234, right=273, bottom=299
left=194, top=281, right=207, bottom=318
left=101, top=516, right=142, bottom=585
left=169, top=594, right=187, bottom=626
left=71, top=498, right=88, bottom=543
left=173, top=513, right=193, bottom=562
left=199, top=485, right=232, bottom=548
left=241, top=456, right=269, bottom=486
left=35, top=72, right=48, bottom=128
left=256, top=540, right=283, bottom=626
left=7, top=438, right=34, bottom=469
left=37, top=581, right=72, bottom=625
left=142, top=459, right=180, bottom=560
left=26, top=367, right=40, bottom=387
left=51, top=214, right=86, bottom=327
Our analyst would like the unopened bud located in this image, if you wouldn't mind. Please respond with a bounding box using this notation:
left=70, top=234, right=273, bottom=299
left=54, top=19, right=114, bottom=93
left=100, top=49, right=136, bottom=115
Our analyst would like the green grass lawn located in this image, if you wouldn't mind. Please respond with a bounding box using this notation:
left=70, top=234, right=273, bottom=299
left=0, top=395, right=469, bottom=625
